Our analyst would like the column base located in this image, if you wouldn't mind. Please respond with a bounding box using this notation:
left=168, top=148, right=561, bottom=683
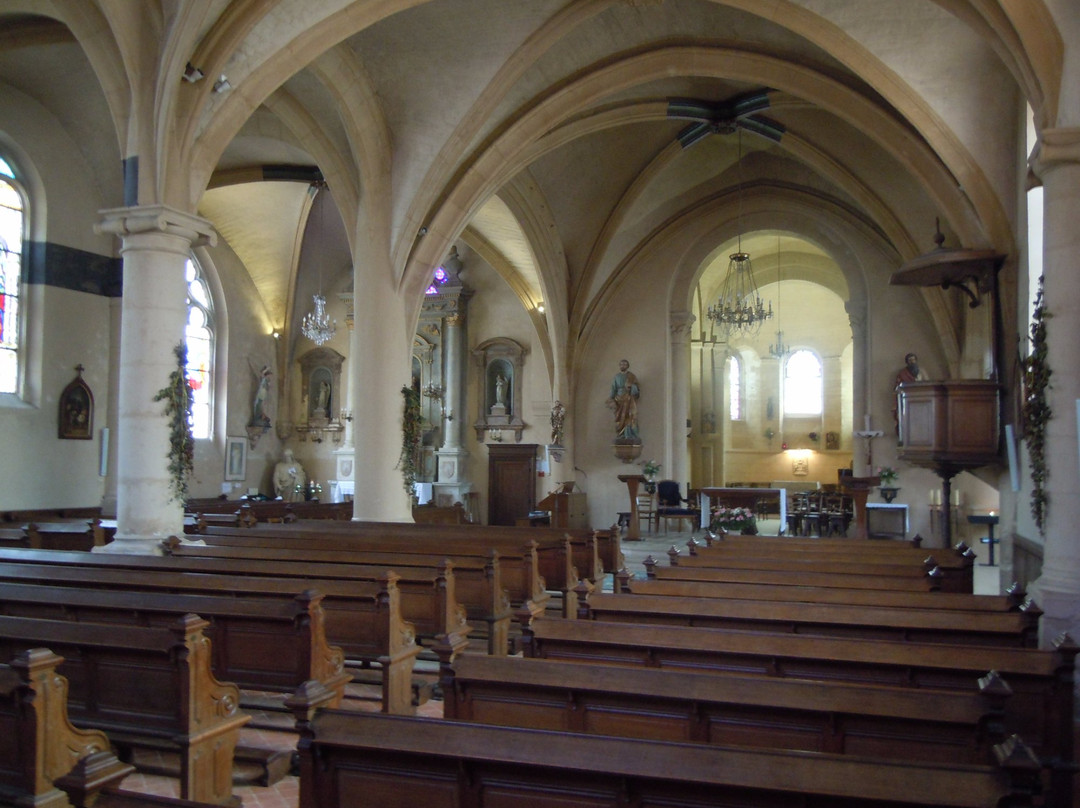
left=92, top=536, right=166, bottom=556
left=1026, top=574, right=1080, bottom=648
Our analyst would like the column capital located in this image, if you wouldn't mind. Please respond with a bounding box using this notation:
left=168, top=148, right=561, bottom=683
left=845, top=299, right=867, bottom=338
left=446, top=313, right=465, bottom=327
left=1031, top=127, right=1080, bottom=179
left=96, top=204, right=217, bottom=249
left=669, top=310, right=695, bottom=343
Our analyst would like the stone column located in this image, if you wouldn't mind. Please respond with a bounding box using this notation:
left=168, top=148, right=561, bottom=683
left=330, top=293, right=356, bottom=501
left=94, top=205, right=216, bottom=552
left=1028, top=127, right=1080, bottom=647
left=669, top=311, right=695, bottom=488
left=846, top=300, right=873, bottom=475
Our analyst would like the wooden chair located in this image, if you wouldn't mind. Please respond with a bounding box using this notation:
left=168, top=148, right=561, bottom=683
left=636, top=492, right=656, bottom=534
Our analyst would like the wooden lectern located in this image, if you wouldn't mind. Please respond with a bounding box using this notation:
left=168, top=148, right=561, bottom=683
left=840, top=476, right=880, bottom=540
left=617, top=474, right=647, bottom=540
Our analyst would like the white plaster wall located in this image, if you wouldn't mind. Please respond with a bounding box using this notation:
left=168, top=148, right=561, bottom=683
left=0, top=287, right=111, bottom=510
left=460, top=255, right=552, bottom=523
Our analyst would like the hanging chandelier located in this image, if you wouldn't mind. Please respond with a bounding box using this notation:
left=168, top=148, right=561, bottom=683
left=768, top=236, right=790, bottom=358
left=301, top=182, right=337, bottom=346
left=706, top=130, right=772, bottom=337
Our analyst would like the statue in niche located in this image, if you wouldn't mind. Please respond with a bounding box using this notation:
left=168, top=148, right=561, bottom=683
left=495, top=374, right=507, bottom=405
left=316, top=380, right=330, bottom=414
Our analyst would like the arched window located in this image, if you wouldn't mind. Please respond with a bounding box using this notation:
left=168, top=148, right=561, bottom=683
left=784, top=349, right=823, bottom=415
left=0, top=157, right=25, bottom=395
left=727, top=355, right=741, bottom=421
left=425, top=265, right=448, bottom=295
left=185, top=257, right=214, bottom=439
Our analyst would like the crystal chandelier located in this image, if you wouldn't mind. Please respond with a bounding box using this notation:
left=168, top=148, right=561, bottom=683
left=302, top=293, right=335, bottom=345
left=706, top=130, right=772, bottom=337
left=301, top=182, right=337, bottom=346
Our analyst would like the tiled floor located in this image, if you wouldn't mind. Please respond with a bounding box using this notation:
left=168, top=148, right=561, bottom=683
left=115, top=525, right=1013, bottom=807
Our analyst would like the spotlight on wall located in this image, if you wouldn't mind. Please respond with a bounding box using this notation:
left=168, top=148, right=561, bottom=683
left=182, top=62, right=205, bottom=83
left=272, top=330, right=280, bottom=340
left=213, top=75, right=232, bottom=93
left=537, top=303, right=545, bottom=314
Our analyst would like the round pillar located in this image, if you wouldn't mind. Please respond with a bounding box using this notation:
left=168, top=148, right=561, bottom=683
left=1029, top=128, right=1080, bottom=646
left=95, top=206, right=216, bottom=552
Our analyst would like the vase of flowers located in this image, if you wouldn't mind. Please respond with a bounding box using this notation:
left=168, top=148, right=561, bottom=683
left=710, top=505, right=757, bottom=535
left=642, top=459, right=661, bottom=493
left=876, top=466, right=899, bottom=502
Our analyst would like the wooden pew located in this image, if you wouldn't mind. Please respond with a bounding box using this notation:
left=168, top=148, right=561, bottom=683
left=22, top=521, right=106, bottom=551
left=181, top=531, right=554, bottom=622
left=0, top=581, right=353, bottom=726
left=617, top=572, right=1036, bottom=614
left=160, top=538, right=511, bottom=655
left=0, top=614, right=250, bottom=806
left=157, top=538, right=473, bottom=656
left=522, top=618, right=1077, bottom=803
left=1, top=647, right=134, bottom=808
left=667, top=548, right=968, bottom=592
left=686, top=534, right=976, bottom=592
left=0, top=506, right=101, bottom=524
left=297, top=711, right=1045, bottom=808
left=441, top=654, right=1010, bottom=764
left=0, top=558, right=420, bottom=716
left=579, top=590, right=1038, bottom=647
left=643, top=555, right=945, bottom=591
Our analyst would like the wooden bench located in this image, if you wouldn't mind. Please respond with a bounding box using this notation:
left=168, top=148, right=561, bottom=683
left=618, top=573, right=1036, bottom=614
left=185, top=499, right=352, bottom=522
left=0, top=614, right=250, bottom=806
left=687, top=534, right=976, bottom=592
left=1, top=647, right=134, bottom=808
left=643, top=555, right=945, bottom=590
left=668, top=547, right=967, bottom=588
left=522, top=618, right=1077, bottom=803
left=0, top=557, right=420, bottom=715
left=184, top=530, right=555, bottom=622
left=296, top=710, right=1045, bottom=808
left=0, top=507, right=102, bottom=524
left=21, top=521, right=106, bottom=552
left=0, top=581, right=353, bottom=726
left=579, top=591, right=1038, bottom=647
left=161, top=538, right=510, bottom=655
left=158, top=538, right=473, bottom=655
left=441, top=654, right=1011, bottom=764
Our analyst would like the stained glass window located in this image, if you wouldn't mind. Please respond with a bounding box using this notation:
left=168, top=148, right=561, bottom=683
left=425, top=265, right=448, bottom=295
left=784, top=349, right=823, bottom=415
left=0, top=172, right=24, bottom=395
left=185, top=258, right=214, bottom=439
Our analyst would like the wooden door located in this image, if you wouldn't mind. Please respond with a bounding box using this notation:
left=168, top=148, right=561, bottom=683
left=487, top=444, right=537, bottom=526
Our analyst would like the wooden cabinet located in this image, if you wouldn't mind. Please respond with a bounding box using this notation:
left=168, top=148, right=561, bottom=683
left=487, top=444, right=537, bottom=526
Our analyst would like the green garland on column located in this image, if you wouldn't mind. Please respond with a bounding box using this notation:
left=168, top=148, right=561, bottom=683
left=154, top=342, right=195, bottom=503
left=398, top=385, right=422, bottom=495
left=1021, top=278, right=1052, bottom=535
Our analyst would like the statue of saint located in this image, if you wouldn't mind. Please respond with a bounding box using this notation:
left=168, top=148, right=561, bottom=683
left=251, top=365, right=272, bottom=426
left=273, top=448, right=306, bottom=501
left=607, top=359, right=640, bottom=441
left=893, top=352, right=928, bottom=435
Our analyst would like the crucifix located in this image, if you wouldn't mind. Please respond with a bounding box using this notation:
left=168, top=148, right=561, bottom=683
left=853, top=414, right=885, bottom=471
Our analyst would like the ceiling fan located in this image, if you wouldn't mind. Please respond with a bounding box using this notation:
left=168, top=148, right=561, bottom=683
left=667, top=89, right=785, bottom=149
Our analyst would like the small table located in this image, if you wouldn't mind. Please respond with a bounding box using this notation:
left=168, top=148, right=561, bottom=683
left=966, top=513, right=999, bottom=566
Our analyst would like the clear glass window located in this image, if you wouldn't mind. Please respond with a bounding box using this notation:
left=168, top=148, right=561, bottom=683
left=728, top=355, right=741, bottom=421
left=784, top=349, right=823, bottom=415
left=0, top=173, right=24, bottom=395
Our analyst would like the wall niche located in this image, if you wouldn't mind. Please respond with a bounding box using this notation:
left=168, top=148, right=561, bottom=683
left=472, top=337, right=526, bottom=442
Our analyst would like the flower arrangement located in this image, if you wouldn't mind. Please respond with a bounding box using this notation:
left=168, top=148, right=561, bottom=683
left=642, top=459, right=661, bottom=479
left=710, top=505, right=757, bottom=534
left=876, top=466, right=898, bottom=485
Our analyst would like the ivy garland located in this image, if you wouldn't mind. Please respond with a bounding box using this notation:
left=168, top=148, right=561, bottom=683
left=1021, top=278, right=1052, bottom=534
left=397, top=385, right=423, bottom=495
left=153, top=342, right=195, bottom=503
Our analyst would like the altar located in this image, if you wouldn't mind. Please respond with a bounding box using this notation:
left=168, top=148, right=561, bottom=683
left=699, top=487, right=787, bottom=533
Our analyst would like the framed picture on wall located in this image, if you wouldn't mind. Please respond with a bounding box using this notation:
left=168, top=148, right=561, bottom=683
left=225, top=436, right=247, bottom=481
left=58, top=365, right=94, bottom=440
